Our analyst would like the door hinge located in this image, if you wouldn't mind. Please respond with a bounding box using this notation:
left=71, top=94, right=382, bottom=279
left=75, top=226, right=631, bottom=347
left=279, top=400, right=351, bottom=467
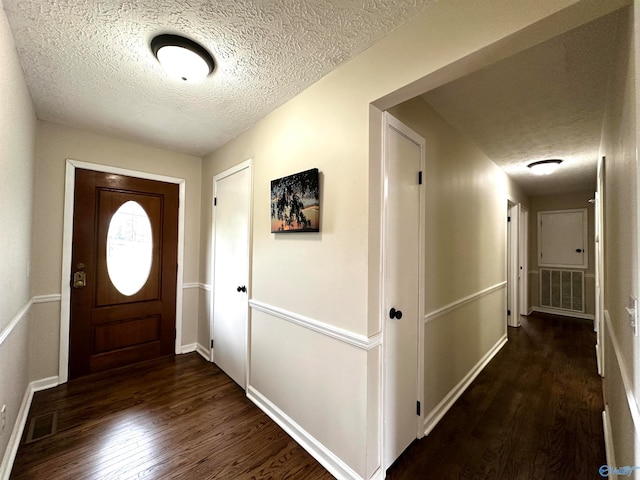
left=174, top=330, right=177, bottom=340
left=214, top=197, right=217, bottom=206
left=211, top=339, right=214, bottom=348
left=507, top=309, right=511, bottom=316
left=507, top=216, right=511, bottom=222
left=418, top=171, right=423, bottom=185
left=416, top=401, right=421, bottom=416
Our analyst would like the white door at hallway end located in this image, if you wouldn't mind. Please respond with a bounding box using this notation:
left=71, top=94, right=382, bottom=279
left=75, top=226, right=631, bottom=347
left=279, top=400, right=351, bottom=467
left=211, top=160, right=252, bottom=389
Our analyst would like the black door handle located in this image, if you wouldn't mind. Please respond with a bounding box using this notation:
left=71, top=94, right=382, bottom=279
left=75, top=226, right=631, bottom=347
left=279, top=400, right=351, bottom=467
left=237, top=285, right=247, bottom=293
left=390, top=308, right=403, bottom=320
left=576, top=248, right=583, bottom=253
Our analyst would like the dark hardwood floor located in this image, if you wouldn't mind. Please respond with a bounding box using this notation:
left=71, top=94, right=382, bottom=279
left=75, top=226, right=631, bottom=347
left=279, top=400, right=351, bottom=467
left=387, top=312, right=605, bottom=480
left=10, top=354, right=333, bottom=480
left=11, top=312, right=604, bottom=479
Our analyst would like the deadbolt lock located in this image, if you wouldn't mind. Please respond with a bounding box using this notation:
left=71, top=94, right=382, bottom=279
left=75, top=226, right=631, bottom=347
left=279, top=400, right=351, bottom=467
left=73, top=270, right=86, bottom=289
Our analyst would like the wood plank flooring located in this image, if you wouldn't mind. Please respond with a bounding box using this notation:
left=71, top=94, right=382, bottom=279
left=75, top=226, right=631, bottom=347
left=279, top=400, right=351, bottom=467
left=11, top=312, right=604, bottom=479
left=386, top=312, right=605, bottom=480
left=10, top=354, right=333, bottom=480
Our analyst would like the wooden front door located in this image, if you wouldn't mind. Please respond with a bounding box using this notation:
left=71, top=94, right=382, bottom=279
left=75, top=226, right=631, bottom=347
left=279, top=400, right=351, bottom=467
left=69, top=169, right=179, bottom=379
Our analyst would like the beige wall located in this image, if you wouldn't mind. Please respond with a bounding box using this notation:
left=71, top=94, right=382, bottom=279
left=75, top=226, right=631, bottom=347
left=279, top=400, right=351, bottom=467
left=388, top=96, right=526, bottom=415
left=527, top=191, right=596, bottom=315
left=29, top=121, right=203, bottom=379
left=200, top=1, right=600, bottom=477
left=2, top=0, right=633, bottom=477
left=599, top=5, right=639, bottom=468
left=0, top=0, right=37, bottom=471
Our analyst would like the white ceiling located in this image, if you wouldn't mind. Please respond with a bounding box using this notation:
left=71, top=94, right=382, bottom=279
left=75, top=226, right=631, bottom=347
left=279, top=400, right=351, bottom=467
left=3, top=1, right=622, bottom=196
left=2, top=0, right=436, bottom=157
left=422, top=10, right=620, bottom=196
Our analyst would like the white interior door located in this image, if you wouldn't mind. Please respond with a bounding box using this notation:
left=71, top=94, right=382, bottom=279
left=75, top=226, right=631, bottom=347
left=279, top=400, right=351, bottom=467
left=538, top=209, right=588, bottom=268
left=383, top=113, right=423, bottom=469
left=211, top=161, right=252, bottom=389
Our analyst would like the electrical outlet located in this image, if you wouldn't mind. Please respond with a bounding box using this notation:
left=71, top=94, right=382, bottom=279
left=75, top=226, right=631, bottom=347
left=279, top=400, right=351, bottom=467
left=627, top=296, right=638, bottom=336
left=1, top=404, right=6, bottom=431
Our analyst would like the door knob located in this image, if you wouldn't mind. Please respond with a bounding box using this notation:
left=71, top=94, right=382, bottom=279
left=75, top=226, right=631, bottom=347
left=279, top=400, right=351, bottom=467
left=576, top=248, right=583, bottom=253
left=237, top=285, right=247, bottom=293
left=389, top=307, right=403, bottom=320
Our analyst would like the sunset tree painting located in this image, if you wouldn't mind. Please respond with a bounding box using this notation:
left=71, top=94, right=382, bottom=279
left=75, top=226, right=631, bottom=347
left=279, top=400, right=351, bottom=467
left=270, top=168, right=320, bottom=232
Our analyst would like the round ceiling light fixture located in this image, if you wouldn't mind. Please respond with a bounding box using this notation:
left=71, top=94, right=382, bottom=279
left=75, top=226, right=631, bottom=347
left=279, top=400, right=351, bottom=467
left=527, top=159, right=563, bottom=176
left=151, top=34, right=215, bottom=82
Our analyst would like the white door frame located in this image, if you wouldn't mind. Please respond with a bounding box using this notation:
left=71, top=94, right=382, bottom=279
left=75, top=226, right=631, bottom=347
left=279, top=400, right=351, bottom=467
left=210, top=159, right=253, bottom=388
left=507, top=200, right=520, bottom=327
left=381, top=112, right=426, bottom=471
left=518, top=205, right=529, bottom=315
left=595, top=155, right=605, bottom=376
left=59, top=159, right=186, bottom=384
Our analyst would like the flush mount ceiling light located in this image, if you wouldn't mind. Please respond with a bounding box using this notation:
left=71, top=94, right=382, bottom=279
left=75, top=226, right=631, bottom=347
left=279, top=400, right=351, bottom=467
left=151, top=34, right=215, bottom=82
left=527, top=159, right=563, bottom=176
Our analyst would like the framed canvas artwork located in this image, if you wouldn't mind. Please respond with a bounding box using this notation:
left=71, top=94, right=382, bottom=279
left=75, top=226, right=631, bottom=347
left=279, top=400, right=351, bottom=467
left=270, top=168, right=320, bottom=233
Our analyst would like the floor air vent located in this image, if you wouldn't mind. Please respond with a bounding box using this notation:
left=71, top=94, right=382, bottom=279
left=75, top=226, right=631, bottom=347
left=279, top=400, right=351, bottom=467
left=25, top=411, right=57, bottom=444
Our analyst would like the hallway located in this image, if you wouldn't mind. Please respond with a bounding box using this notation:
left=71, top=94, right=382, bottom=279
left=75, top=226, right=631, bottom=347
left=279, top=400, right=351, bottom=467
left=387, top=312, right=604, bottom=479
left=10, top=312, right=604, bottom=479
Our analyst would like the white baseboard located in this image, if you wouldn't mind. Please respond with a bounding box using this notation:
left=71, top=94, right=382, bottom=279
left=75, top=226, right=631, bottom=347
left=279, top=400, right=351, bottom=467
left=31, top=376, right=59, bottom=392
left=181, top=343, right=210, bottom=361
left=602, top=407, right=615, bottom=475
left=368, top=468, right=384, bottom=480
left=247, top=386, right=364, bottom=480
left=423, top=334, right=508, bottom=436
left=0, top=376, right=59, bottom=480
left=182, top=343, right=211, bottom=361
left=0, top=387, right=32, bottom=480
left=196, top=343, right=210, bottom=361
left=531, top=306, right=594, bottom=321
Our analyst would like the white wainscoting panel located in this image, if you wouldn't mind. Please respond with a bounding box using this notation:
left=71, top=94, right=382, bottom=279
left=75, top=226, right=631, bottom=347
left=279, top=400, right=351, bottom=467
left=249, top=305, right=375, bottom=479
left=604, top=310, right=640, bottom=432
left=248, top=386, right=363, bottom=480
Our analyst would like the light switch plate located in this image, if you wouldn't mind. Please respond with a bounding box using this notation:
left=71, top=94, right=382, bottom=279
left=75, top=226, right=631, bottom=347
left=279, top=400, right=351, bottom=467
left=628, top=295, right=638, bottom=336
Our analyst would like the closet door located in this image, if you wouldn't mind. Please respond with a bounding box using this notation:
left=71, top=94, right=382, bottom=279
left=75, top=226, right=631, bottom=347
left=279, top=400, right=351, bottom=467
left=538, top=209, right=588, bottom=269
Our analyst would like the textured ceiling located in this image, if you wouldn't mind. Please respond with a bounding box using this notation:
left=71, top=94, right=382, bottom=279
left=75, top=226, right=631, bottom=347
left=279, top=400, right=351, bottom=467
left=2, top=0, right=436, bottom=157
left=422, top=11, right=620, bottom=196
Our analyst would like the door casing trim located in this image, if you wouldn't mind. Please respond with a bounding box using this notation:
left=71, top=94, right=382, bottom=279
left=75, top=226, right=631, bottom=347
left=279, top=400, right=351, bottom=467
left=210, top=158, right=253, bottom=389
left=380, top=112, right=426, bottom=470
left=59, top=159, right=186, bottom=384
